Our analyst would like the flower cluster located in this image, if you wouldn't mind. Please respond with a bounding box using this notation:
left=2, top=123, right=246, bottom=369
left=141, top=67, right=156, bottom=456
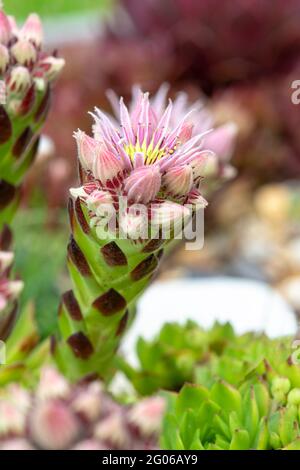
left=0, top=6, right=65, bottom=228
left=71, top=85, right=236, bottom=240
left=0, top=9, right=64, bottom=115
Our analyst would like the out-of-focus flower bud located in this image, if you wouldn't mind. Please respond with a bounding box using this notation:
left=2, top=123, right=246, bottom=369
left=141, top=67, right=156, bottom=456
left=163, top=165, right=193, bottom=198
left=19, top=14, right=43, bottom=47
left=6, top=66, right=31, bottom=94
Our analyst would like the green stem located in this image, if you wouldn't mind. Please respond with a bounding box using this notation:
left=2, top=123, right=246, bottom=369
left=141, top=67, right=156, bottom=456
left=54, top=197, right=166, bottom=382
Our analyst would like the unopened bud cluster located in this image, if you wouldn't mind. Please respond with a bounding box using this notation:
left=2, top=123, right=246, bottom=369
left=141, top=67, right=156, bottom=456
left=0, top=10, right=64, bottom=115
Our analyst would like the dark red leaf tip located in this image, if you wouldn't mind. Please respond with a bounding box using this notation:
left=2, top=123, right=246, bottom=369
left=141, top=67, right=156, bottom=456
left=101, top=242, right=128, bottom=267
left=142, top=237, right=164, bottom=253
left=67, top=332, right=94, bottom=360
left=12, top=127, right=33, bottom=159
left=62, top=290, right=83, bottom=321
left=116, top=310, right=129, bottom=336
left=130, top=254, right=159, bottom=281
left=0, top=179, right=16, bottom=210
left=75, top=197, right=90, bottom=234
left=67, top=236, right=91, bottom=277
left=0, top=105, right=12, bottom=144
left=34, top=85, right=51, bottom=122
left=93, top=288, right=126, bottom=316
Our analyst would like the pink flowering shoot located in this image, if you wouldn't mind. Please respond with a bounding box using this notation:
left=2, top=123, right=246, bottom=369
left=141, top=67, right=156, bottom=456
left=55, top=86, right=236, bottom=381
left=71, top=86, right=224, bottom=241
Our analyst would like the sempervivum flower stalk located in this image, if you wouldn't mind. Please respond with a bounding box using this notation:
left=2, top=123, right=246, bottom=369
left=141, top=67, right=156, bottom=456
left=54, top=86, right=236, bottom=381
left=0, top=6, right=65, bottom=227
left=0, top=366, right=164, bottom=450
left=0, top=225, right=23, bottom=341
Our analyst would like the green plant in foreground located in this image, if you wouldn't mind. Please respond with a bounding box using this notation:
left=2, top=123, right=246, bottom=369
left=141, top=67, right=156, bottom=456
left=0, top=6, right=64, bottom=228
left=0, top=301, right=49, bottom=386
left=0, top=366, right=164, bottom=450
left=162, top=362, right=300, bottom=450
left=149, top=321, right=300, bottom=450
left=53, top=86, right=236, bottom=382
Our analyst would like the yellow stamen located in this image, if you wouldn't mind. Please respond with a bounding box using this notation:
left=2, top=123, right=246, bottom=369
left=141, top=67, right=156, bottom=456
left=124, top=138, right=181, bottom=165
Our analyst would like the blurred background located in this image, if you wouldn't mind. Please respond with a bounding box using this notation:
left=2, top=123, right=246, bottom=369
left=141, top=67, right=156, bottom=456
left=9, top=0, right=300, bottom=336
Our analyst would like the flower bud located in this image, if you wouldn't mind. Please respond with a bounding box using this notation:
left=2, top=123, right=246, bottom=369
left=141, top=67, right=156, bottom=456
left=11, top=39, right=37, bottom=66
left=6, top=66, right=31, bottom=94
left=85, top=190, right=114, bottom=217
left=7, top=280, right=24, bottom=300
left=163, top=165, right=193, bottom=197
left=201, top=152, right=219, bottom=178
left=0, top=11, right=11, bottom=45
left=222, top=164, right=237, bottom=181
left=0, top=400, right=26, bottom=435
left=7, top=15, right=18, bottom=35
left=29, top=400, right=80, bottom=450
left=74, top=130, right=102, bottom=171
left=204, top=123, right=237, bottom=161
left=150, top=201, right=191, bottom=234
left=186, top=188, right=208, bottom=209
left=93, top=149, right=125, bottom=188
left=69, top=186, right=89, bottom=199
left=0, top=251, right=13, bottom=271
left=191, top=151, right=213, bottom=182
left=129, top=397, right=165, bottom=436
left=124, top=166, right=161, bottom=204
left=36, top=367, right=70, bottom=401
left=119, top=209, right=148, bottom=240
left=0, top=44, right=9, bottom=73
left=20, top=14, right=43, bottom=47
left=94, top=413, right=129, bottom=448
left=36, top=56, right=65, bottom=81
left=7, top=384, right=31, bottom=414
left=71, top=382, right=102, bottom=422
